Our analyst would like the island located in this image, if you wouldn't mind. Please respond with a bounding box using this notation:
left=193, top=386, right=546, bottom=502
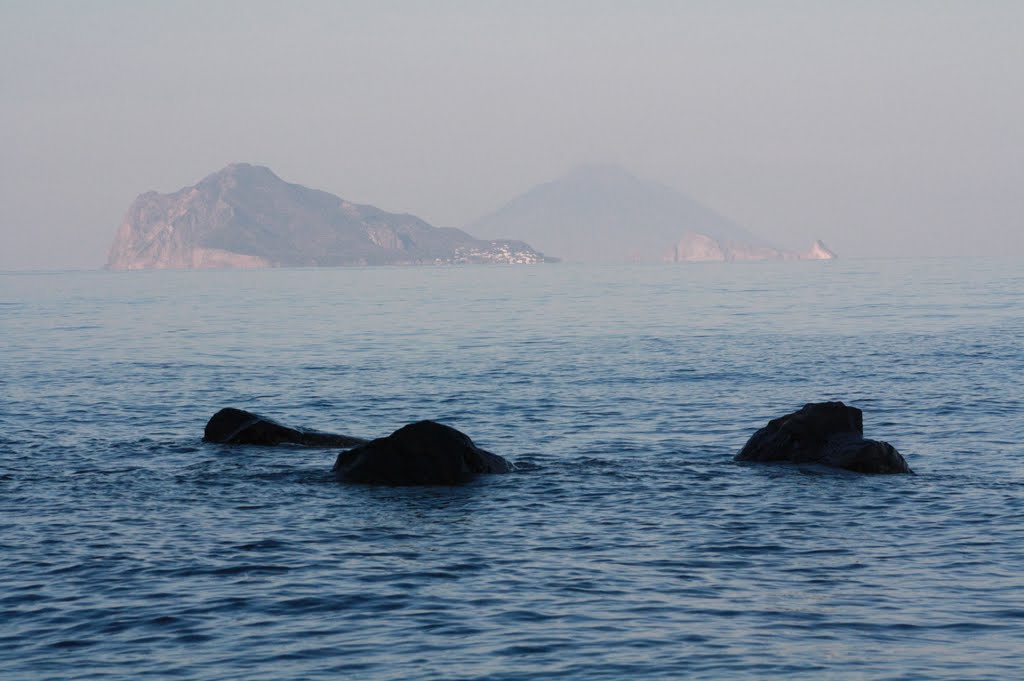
left=105, top=163, right=554, bottom=270
left=470, top=163, right=836, bottom=263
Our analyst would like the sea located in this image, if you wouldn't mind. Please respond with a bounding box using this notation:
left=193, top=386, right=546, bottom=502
left=2, top=257, right=1023, bottom=680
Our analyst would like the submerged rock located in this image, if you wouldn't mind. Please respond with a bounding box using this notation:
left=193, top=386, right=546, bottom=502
left=333, top=420, right=515, bottom=485
left=203, top=408, right=367, bottom=447
left=735, top=401, right=912, bottom=474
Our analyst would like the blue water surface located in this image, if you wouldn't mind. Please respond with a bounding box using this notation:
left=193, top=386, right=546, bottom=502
left=2, top=258, right=1023, bottom=679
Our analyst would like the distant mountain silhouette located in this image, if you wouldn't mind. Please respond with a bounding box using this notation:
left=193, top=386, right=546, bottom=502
left=469, top=164, right=763, bottom=262
left=470, top=164, right=831, bottom=263
left=106, top=164, right=551, bottom=269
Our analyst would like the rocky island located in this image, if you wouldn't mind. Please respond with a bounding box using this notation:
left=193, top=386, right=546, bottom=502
left=106, top=163, right=553, bottom=270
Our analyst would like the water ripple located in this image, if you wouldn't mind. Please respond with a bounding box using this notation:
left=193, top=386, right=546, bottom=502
left=2, top=260, right=1023, bottom=679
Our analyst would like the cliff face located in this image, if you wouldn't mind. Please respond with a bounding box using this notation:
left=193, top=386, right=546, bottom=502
left=672, top=233, right=837, bottom=263
left=106, top=164, right=552, bottom=270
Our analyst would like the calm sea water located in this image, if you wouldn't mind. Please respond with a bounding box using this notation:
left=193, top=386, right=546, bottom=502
left=2, top=258, right=1023, bottom=679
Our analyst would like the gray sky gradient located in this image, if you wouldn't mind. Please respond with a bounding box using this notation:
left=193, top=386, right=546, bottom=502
left=2, top=0, right=1022, bottom=269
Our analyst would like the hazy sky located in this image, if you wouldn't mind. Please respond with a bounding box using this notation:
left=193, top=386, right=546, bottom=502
left=2, top=1, right=1022, bottom=269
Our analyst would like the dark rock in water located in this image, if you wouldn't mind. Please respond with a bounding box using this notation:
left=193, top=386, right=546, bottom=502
left=735, top=401, right=913, bottom=474
left=333, top=420, right=515, bottom=485
left=204, top=408, right=367, bottom=447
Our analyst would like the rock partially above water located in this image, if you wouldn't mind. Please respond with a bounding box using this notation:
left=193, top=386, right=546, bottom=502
left=735, top=401, right=912, bottom=474
left=204, top=407, right=367, bottom=447
left=333, top=420, right=515, bottom=485
left=805, top=239, right=838, bottom=260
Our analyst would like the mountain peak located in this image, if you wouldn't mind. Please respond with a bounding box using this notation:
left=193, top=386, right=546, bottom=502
left=201, top=162, right=282, bottom=185
left=219, top=162, right=275, bottom=174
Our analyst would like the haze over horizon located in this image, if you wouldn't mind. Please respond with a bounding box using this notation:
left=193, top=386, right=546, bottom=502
left=3, top=1, right=1023, bottom=270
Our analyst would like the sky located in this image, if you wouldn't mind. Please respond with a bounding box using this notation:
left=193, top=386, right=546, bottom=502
left=2, top=0, right=1022, bottom=269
